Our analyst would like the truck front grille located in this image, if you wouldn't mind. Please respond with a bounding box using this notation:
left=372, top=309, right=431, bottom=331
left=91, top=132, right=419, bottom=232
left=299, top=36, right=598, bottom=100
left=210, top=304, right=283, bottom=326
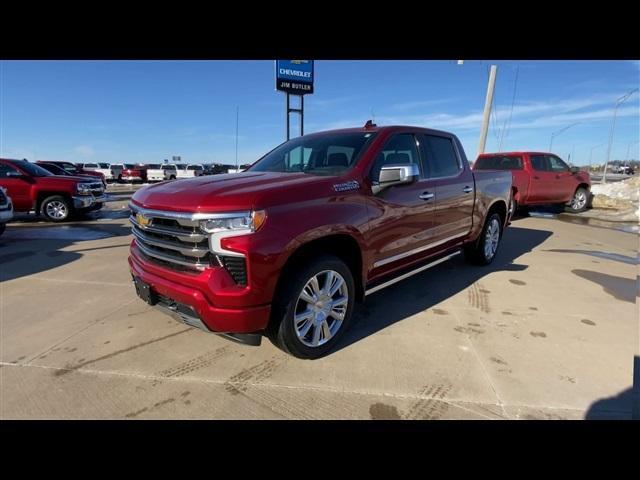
left=129, top=204, right=250, bottom=286
left=129, top=205, right=214, bottom=272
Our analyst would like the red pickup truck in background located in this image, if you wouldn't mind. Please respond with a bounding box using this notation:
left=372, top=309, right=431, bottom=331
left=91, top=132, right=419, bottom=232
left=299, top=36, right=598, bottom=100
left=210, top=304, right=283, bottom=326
left=0, top=158, right=106, bottom=222
left=111, top=163, right=148, bottom=183
left=129, top=124, right=513, bottom=358
left=474, top=152, right=591, bottom=213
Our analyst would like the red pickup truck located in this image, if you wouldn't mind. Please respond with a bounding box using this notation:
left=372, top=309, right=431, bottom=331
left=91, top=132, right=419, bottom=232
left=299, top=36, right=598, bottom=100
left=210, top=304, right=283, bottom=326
left=474, top=152, right=591, bottom=213
left=0, top=158, right=106, bottom=221
left=129, top=124, right=513, bottom=358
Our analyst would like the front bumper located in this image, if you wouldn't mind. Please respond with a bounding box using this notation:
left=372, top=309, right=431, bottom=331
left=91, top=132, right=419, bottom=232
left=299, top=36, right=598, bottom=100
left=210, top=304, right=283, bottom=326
left=128, top=250, right=271, bottom=335
left=73, top=194, right=106, bottom=210
left=0, top=201, right=13, bottom=222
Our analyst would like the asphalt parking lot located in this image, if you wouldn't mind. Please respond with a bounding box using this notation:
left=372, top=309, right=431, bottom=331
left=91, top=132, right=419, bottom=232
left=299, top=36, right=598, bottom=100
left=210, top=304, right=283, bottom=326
left=0, top=198, right=637, bottom=419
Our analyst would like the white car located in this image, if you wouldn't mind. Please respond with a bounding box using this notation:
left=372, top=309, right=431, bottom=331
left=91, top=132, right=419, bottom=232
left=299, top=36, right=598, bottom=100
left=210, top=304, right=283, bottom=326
left=82, top=162, right=115, bottom=182
left=175, top=164, right=205, bottom=179
left=0, top=186, right=14, bottom=236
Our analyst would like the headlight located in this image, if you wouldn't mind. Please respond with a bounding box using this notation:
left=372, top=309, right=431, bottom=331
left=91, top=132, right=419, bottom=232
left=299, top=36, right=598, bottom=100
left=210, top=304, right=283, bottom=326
left=199, top=210, right=266, bottom=233
left=77, top=183, right=92, bottom=195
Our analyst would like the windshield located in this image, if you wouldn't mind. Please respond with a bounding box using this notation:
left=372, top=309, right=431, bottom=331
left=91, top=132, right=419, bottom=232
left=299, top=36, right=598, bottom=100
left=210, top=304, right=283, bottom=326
left=249, top=132, right=377, bottom=176
left=123, top=164, right=136, bottom=169
left=475, top=155, right=523, bottom=170
left=147, top=164, right=161, bottom=169
left=15, top=160, right=53, bottom=177
left=99, top=163, right=110, bottom=168
left=187, top=165, right=203, bottom=170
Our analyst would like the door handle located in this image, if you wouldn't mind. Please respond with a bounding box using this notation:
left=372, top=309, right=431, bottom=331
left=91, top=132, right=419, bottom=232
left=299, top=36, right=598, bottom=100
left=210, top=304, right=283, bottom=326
left=419, top=192, right=435, bottom=200
left=462, top=186, right=473, bottom=193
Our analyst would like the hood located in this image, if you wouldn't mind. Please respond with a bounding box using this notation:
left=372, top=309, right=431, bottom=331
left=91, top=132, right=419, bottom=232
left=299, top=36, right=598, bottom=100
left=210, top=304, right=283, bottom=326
left=131, top=171, right=339, bottom=212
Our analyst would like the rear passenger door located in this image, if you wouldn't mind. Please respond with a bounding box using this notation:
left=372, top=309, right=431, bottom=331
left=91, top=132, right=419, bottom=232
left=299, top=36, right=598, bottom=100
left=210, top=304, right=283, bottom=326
left=528, top=155, right=557, bottom=202
left=420, top=134, right=474, bottom=246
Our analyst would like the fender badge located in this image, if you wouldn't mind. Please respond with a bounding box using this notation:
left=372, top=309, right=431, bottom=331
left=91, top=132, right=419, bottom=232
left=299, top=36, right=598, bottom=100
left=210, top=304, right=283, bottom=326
left=333, top=180, right=360, bottom=192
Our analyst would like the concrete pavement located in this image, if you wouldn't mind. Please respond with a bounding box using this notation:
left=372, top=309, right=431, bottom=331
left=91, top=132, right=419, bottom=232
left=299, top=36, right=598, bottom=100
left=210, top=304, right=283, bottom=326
left=1, top=207, right=637, bottom=419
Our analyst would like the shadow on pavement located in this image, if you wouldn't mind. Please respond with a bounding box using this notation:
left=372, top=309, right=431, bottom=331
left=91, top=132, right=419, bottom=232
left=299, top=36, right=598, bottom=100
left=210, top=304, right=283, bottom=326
left=333, top=225, right=553, bottom=354
left=584, top=387, right=634, bottom=420
left=0, top=223, right=132, bottom=283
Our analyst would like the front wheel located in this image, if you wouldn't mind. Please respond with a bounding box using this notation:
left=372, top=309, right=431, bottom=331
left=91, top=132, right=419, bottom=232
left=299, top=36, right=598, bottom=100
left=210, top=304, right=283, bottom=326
left=566, top=187, right=589, bottom=213
left=41, top=195, right=72, bottom=222
left=268, top=255, right=355, bottom=359
left=464, top=213, right=503, bottom=265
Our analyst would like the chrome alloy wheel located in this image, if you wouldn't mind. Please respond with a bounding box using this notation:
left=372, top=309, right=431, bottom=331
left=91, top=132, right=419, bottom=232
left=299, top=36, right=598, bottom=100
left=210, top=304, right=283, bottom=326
left=46, top=200, right=68, bottom=220
left=571, top=190, right=587, bottom=211
left=294, top=270, right=348, bottom=347
left=484, top=217, right=500, bottom=260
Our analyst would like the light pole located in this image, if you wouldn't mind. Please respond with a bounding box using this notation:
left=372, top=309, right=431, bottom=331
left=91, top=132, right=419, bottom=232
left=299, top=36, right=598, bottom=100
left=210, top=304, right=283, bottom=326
left=588, top=143, right=606, bottom=172
left=602, top=88, right=639, bottom=183
left=549, top=122, right=581, bottom=152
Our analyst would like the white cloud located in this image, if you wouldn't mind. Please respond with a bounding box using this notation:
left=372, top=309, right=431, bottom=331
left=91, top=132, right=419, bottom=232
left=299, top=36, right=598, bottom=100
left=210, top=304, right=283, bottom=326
left=73, top=145, right=95, bottom=157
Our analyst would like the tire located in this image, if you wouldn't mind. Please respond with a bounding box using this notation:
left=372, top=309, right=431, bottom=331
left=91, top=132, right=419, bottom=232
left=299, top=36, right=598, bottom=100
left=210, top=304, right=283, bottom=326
left=40, top=195, right=72, bottom=222
left=170, top=175, right=176, bottom=180
left=268, top=255, right=355, bottom=359
left=464, top=213, right=503, bottom=265
left=566, top=187, right=589, bottom=213
left=0, top=223, right=5, bottom=236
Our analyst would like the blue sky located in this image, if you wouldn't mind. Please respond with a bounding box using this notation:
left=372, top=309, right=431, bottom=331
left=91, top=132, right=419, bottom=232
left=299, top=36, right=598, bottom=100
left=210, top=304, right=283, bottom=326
left=1, top=60, right=638, bottom=166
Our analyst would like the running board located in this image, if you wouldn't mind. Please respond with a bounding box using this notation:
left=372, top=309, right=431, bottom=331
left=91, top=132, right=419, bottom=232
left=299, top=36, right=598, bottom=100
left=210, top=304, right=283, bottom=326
left=364, top=250, right=461, bottom=296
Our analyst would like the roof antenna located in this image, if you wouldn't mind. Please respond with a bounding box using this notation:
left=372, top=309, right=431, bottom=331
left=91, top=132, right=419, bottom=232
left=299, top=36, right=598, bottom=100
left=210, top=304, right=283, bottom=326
left=364, top=119, right=377, bottom=129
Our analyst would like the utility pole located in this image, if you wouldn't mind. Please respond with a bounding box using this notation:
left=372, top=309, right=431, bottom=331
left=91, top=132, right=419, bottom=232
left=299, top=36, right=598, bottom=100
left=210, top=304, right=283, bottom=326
left=603, top=88, right=638, bottom=183
left=235, top=106, right=239, bottom=171
left=478, top=65, right=497, bottom=156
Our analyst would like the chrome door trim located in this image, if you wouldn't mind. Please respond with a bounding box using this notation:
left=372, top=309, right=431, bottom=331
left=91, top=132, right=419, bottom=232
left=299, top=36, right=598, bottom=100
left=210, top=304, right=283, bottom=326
left=365, top=250, right=461, bottom=296
left=373, top=232, right=467, bottom=268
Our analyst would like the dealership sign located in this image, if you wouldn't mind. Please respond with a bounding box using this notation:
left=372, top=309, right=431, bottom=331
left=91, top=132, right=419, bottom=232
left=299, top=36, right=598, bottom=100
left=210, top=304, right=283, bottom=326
left=276, top=60, right=314, bottom=95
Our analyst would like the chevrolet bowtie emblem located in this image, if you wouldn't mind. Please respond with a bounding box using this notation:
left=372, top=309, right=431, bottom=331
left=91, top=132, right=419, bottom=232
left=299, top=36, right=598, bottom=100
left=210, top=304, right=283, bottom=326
left=136, top=213, right=151, bottom=228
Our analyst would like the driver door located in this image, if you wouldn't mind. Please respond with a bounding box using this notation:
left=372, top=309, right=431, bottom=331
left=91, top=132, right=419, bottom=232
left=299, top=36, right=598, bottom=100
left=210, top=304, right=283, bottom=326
left=366, top=133, right=436, bottom=277
left=0, top=162, right=32, bottom=210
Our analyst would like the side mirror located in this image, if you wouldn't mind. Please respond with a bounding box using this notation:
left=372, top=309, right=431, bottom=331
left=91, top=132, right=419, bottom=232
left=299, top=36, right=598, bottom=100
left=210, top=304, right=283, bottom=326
left=569, top=166, right=579, bottom=174
left=373, top=163, right=419, bottom=194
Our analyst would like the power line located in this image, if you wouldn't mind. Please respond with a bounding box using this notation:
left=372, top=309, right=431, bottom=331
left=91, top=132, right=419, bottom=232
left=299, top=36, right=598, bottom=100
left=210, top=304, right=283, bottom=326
left=499, top=65, right=519, bottom=151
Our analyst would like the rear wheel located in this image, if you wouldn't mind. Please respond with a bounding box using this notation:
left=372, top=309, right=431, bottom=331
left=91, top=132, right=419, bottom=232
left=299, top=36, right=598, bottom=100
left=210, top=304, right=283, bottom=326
left=566, top=187, right=589, bottom=213
left=268, top=255, right=355, bottom=359
left=464, top=213, right=503, bottom=265
left=41, top=195, right=72, bottom=222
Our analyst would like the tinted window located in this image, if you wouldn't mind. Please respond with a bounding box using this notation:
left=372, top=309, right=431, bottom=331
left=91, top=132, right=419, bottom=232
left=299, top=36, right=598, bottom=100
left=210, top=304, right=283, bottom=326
left=370, top=134, right=421, bottom=182
left=6, top=160, right=52, bottom=177
left=474, top=155, right=523, bottom=170
left=123, top=164, right=136, bottom=169
left=420, top=135, right=461, bottom=178
left=162, top=165, right=176, bottom=170
left=548, top=155, right=569, bottom=172
left=0, top=163, right=22, bottom=178
left=187, top=165, right=203, bottom=170
left=251, top=132, right=376, bottom=176
left=530, top=155, right=549, bottom=171
left=84, top=163, right=98, bottom=168
left=147, top=164, right=162, bottom=169
left=99, top=163, right=110, bottom=168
